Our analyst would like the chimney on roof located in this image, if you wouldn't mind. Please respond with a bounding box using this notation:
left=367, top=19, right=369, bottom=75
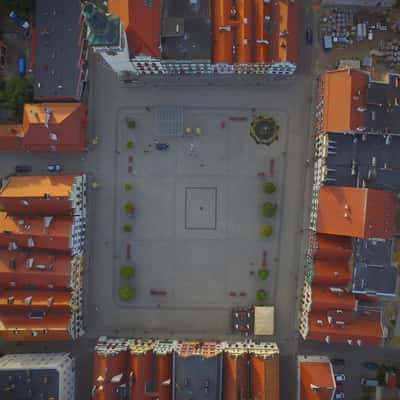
left=49, top=132, right=58, bottom=141
left=24, top=296, right=32, bottom=306
left=26, top=258, right=34, bottom=269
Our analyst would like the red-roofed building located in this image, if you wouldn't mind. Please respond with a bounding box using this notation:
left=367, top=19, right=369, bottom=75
left=0, top=103, right=87, bottom=152
left=299, top=356, right=335, bottom=400
left=320, top=68, right=369, bottom=133
left=314, top=234, right=353, bottom=262
left=311, top=286, right=357, bottom=312
left=313, top=260, right=351, bottom=286
left=317, top=186, right=396, bottom=239
left=108, top=0, right=160, bottom=58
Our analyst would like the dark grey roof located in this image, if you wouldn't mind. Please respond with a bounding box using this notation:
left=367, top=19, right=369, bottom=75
left=34, top=0, right=83, bottom=100
left=174, top=353, right=223, bottom=400
left=352, top=238, right=397, bottom=296
left=365, top=74, right=400, bottom=134
left=161, top=0, right=212, bottom=61
left=0, top=368, right=59, bottom=400
left=323, top=131, right=400, bottom=192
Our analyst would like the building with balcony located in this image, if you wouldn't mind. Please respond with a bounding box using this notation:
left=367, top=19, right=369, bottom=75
left=92, top=337, right=280, bottom=400
left=34, top=0, right=88, bottom=101
left=0, top=102, right=88, bottom=152
left=83, top=0, right=300, bottom=76
left=0, top=352, right=75, bottom=400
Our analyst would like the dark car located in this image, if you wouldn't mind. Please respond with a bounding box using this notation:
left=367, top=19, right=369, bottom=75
left=306, top=25, right=313, bottom=45
left=9, top=11, right=29, bottom=29
left=331, top=358, right=345, bottom=366
left=364, top=362, right=379, bottom=370
left=15, top=165, right=32, bottom=173
left=155, top=143, right=169, bottom=151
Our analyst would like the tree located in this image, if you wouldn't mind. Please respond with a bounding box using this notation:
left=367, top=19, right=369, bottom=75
left=258, top=269, right=269, bottom=280
left=124, top=201, right=135, bottom=215
left=0, top=78, right=33, bottom=112
left=118, top=286, right=134, bottom=301
left=123, top=224, right=132, bottom=233
left=263, top=182, right=276, bottom=194
left=126, top=118, right=136, bottom=129
left=120, top=265, right=135, bottom=280
left=124, top=183, right=134, bottom=191
left=262, top=202, right=277, bottom=217
left=257, top=289, right=268, bottom=302
left=126, top=140, right=135, bottom=149
left=260, top=225, right=273, bottom=237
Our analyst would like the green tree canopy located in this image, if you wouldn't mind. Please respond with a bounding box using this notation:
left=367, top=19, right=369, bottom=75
left=263, top=182, right=276, bottom=194
left=120, top=265, right=135, bottom=280
left=262, top=202, right=277, bottom=217
left=123, top=223, right=132, bottom=233
left=124, top=201, right=135, bottom=214
left=126, top=140, right=135, bottom=149
left=118, top=285, right=134, bottom=301
left=258, top=269, right=269, bottom=280
left=257, top=289, right=268, bottom=302
left=260, top=225, right=273, bottom=237
left=0, top=78, right=33, bottom=111
left=124, top=183, right=134, bottom=191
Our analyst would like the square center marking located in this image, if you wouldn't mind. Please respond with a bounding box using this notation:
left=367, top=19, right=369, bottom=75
left=185, top=187, right=217, bottom=230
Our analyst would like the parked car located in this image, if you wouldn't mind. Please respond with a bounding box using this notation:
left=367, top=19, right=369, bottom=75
left=306, top=25, right=313, bottom=45
left=9, top=11, right=29, bottom=29
left=331, top=358, right=345, bottom=367
left=15, top=165, right=32, bottom=173
left=18, top=55, right=26, bottom=77
left=335, top=392, right=345, bottom=399
left=155, top=143, right=169, bottom=151
left=360, top=377, right=379, bottom=387
left=47, top=164, right=62, bottom=172
left=335, top=374, right=346, bottom=383
left=364, top=362, right=379, bottom=370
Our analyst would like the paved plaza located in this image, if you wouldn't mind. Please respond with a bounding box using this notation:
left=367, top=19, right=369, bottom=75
left=115, top=107, right=286, bottom=310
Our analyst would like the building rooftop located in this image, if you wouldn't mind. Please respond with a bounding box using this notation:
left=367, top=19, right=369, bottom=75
left=317, top=186, right=396, bottom=239
left=0, top=251, right=77, bottom=289
left=300, top=359, right=335, bottom=400
left=82, top=2, right=121, bottom=47
left=365, top=74, right=400, bottom=134
left=108, top=0, right=161, bottom=58
left=322, top=68, right=368, bottom=132
left=174, top=342, right=223, bottom=400
left=322, top=132, right=400, bottom=192
left=161, top=0, right=212, bottom=61
left=34, top=0, right=83, bottom=100
left=352, top=238, right=397, bottom=296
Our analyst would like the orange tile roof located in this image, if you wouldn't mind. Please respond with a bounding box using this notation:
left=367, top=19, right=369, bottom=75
left=313, top=260, right=351, bottom=286
left=223, top=353, right=248, bottom=400
left=0, top=250, right=73, bottom=289
left=300, top=361, right=335, bottom=400
left=0, top=212, right=72, bottom=251
left=108, top=0, right=161, bottom=58
left=311, top=286, right=356, bottom=312
left=250, top=353, right=279, bottom=400
left=314, top=234, right=353, bottom=262
left=0, top=175, right=75, bottom=198
left=307, top=311, right=384, bottom=345
left=0, top=289, right=71, bottom=311
left=129, top=351, right=154, bottom=400
left=317, top=186, right=396, bottom=239
left=0, top=312, right=72, bottom=341
left=0, top=124, right=23, bottom=150
left=322, top=68, right=368, bottom=132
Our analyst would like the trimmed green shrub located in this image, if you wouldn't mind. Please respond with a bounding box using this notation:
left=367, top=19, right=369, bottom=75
left=258, top=269, right=269, bottom=280
left=262, top=202, right=277, bottom=217
left=124, top=201, right=135, bottom=214
left=126, top=118, right=136, bottom=129
left=120, top=265, right=135, bottom=280
left=126, top=140, right=135, bottom=149
left=260, top=225, right=273, bottom=237
left=119, top=286, right=134, bottom=301
left=123, top=224, right=132, bottom=233
left=124, top=183, right=134, bottom=191
left=257, top=289, right=268, bottom=302
left=263, top=182, right=276, bottom=194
